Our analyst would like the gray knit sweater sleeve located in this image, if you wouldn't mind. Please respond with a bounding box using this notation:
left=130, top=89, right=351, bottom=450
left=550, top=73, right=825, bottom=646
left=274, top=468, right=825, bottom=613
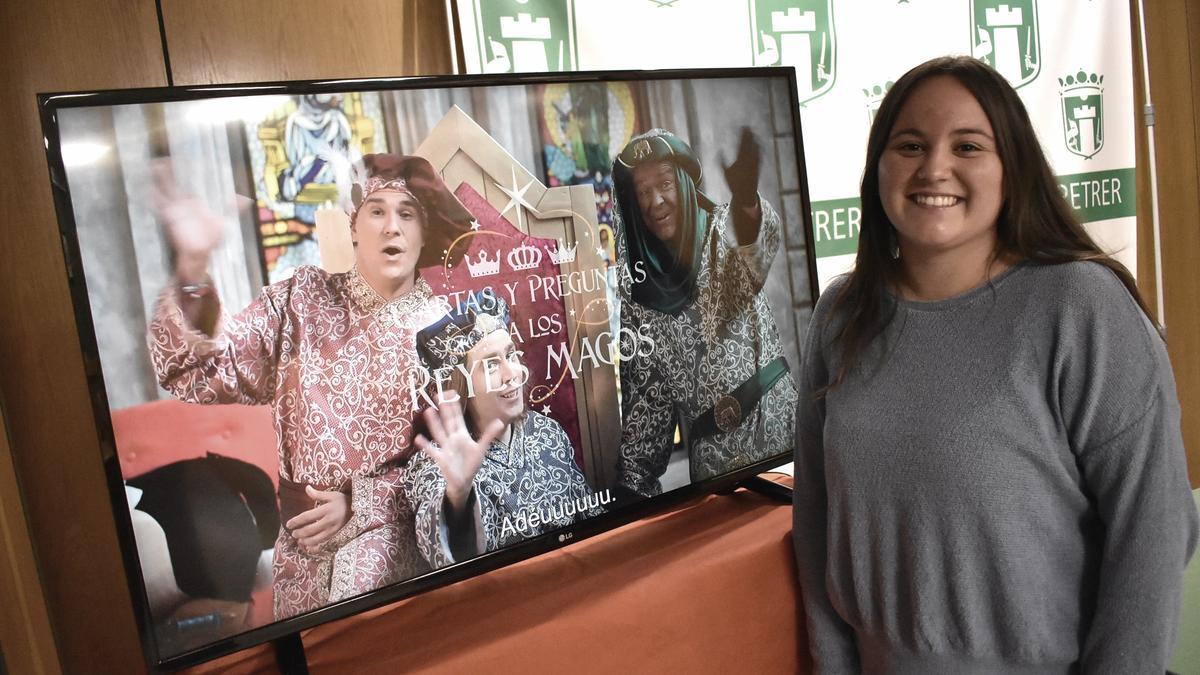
left=792, top=262, right=1199, bottom=674
left=793, top=276, right=860, bottom=672
left=1054, top=264, right=1198, bottom=672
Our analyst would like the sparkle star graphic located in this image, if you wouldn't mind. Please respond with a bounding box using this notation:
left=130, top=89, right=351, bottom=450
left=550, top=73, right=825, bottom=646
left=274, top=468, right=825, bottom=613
left=596, top=246, right=606, bottom=257
left=569, top=308, right=576, bottom=317
left=495, top=167, right=536, bottom=230
left=541, top=404, right=552, bottom=415
left=470, top=219, right=482, bottom=231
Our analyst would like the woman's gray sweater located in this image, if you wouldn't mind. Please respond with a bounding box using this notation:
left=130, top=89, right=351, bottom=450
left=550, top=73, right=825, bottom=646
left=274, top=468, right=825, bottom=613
left=793, top=261, right=1198, bottom=674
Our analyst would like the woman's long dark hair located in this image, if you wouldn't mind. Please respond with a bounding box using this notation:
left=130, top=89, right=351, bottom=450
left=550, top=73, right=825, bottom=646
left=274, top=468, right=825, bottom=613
left=827, top=56, right=1155, bottom=389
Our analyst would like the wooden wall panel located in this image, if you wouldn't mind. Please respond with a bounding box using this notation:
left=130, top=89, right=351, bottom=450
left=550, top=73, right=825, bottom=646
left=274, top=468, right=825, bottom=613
left=1140, top=0, right=1200, bottom=487
left=0, top=0, right=454, bottom=672
left=162, top=0, right=453, bottom=85
left=0, top=401, right=60, bottom=675
left=1132, top=2, right=1155, bottom=310
left=0, top=1, right=168, bottom=672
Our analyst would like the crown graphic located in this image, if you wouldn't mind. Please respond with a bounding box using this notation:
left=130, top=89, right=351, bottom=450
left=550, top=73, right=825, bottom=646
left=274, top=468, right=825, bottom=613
left=984, top=5, right=1023, bottom=28
left=863, top=82, right=893, bottom=108
left=499, top=13, right=552, bottom=40
left=771, top=8, right=816, bottom=33
left=466, top=249, right=501, bottom=278
left=507, top=242, right=544, bottom=272
left=1059, top=70, right=1104, bottom=98
left=548, top=239, right=577, bottom=265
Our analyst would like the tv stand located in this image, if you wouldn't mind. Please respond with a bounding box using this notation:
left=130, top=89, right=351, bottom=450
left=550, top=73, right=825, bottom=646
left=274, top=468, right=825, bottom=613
left=717, top=474, right=792, bottom=503
left=272, top=632, right=308, bottom=675
left=738, top=475, right=793, bottom=503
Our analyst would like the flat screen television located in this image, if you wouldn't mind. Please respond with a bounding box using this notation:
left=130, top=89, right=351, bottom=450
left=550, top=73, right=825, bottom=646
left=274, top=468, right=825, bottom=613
left=38, top=66, right=817, bottom=671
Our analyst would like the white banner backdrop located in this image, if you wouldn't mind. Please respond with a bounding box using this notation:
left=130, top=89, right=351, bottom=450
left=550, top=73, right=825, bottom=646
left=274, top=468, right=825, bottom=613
left=452, top=0, right=1136, bottom=290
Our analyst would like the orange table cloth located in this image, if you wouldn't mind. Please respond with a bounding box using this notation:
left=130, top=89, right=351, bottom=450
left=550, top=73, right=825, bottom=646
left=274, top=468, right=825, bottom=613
left=184, top=474, right=809, bottom=674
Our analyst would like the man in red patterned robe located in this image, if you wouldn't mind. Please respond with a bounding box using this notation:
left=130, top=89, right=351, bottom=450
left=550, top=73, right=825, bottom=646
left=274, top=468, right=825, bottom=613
left=148, top=154, right=471, bottom=619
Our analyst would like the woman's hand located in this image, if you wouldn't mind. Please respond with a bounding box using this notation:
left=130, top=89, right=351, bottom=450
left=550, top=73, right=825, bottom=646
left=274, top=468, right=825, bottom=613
left=415, top=399, right=504, bottom=515
left=153, top=161, right=225, bottom=284
left=286, top=486, right=351, bottom=553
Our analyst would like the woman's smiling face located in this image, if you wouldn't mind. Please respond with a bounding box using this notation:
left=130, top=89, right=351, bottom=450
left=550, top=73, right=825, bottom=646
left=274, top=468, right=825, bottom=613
left=878, top=75, right=1005, bottom=262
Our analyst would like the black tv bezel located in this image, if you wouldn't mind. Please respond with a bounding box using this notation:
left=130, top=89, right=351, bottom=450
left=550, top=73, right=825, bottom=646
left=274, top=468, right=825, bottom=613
left=37, top=65, right=818, bottom=672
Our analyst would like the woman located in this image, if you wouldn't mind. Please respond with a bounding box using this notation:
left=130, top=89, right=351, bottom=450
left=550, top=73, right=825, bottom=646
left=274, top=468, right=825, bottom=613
left=403, top=292, right=599, bottom=568
left=793, top=56, right=1198, bottom=673
left=149, top=153, right=472, bottom=619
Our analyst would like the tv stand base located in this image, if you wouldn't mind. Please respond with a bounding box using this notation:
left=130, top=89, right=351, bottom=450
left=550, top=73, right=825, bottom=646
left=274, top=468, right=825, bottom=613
left=719, top=474, right=792, bottom=503
left=273, top=631, right=309, bottom=675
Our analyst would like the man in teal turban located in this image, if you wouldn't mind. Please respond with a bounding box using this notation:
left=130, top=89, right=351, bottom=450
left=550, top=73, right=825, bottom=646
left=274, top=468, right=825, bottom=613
left=610, top=128, right=798, bottom=498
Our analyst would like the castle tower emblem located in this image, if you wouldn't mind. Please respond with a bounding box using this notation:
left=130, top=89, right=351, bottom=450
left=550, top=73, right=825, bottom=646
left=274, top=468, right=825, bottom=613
left=1059, top=70, right=1105, bottom=159
left=750, top=1, right=837, bottom=106
left=970, top=1, right=1041, bottom=89
left=472, top=0, right=578, bottom=73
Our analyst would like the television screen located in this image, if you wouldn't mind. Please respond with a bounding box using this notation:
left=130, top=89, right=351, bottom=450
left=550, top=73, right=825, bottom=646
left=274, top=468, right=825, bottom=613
left=39, top=67, right=816, bottom=669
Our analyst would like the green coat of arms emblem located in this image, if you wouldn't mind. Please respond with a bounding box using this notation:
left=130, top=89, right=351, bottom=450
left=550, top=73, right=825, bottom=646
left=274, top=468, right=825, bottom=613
left=970, top=0, right=1040, bottom=88
left=471, top=0, right=577, bottom=73
left=749, top=1, right=837, bottom=106
left=1059, top=71, right=1105, bottom=159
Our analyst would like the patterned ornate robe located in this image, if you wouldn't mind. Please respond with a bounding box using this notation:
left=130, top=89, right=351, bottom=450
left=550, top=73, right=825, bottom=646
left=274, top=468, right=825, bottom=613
left=403, top=411, right=600, bottom=568
left=148, top=265, right=443, bottom=619
left=614, top=199, right=798, bottom=496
